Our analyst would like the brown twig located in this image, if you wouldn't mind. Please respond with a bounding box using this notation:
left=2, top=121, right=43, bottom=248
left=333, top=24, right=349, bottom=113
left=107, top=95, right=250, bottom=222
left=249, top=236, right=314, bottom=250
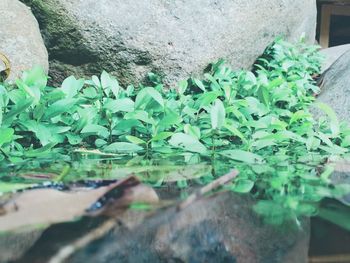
left=177, top=169, right=239, bottom=211
left=49, top=219, right=117, bottom=263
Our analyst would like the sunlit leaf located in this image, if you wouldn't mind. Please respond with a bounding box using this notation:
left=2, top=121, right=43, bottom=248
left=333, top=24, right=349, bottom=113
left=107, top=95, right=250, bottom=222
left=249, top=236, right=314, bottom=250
left=210, top=99, right=226, bottom=130
left=220, top=150, right=264, bottom=164
left=169, top=133, right=207, bottom=154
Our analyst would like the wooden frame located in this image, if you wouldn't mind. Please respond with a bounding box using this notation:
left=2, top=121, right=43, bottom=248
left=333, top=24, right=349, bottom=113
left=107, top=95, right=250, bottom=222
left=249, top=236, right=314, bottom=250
left=319, top=2, right=350, bottom=48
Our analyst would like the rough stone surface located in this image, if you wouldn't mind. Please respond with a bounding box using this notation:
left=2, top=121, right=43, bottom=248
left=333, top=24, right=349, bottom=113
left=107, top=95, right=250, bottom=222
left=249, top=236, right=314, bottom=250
left=67, top=192, right=310, bottom=263
left=320, top=44, right=350, bottom=73
left=0, top=229, right=43, bottom=262
left=12, top=191, right=310, bottom=263
left=315, top=50, right=350, bottom=123
left=22, top=0, right=316, bottom=86
left=0, top=0, right=48, bottom=81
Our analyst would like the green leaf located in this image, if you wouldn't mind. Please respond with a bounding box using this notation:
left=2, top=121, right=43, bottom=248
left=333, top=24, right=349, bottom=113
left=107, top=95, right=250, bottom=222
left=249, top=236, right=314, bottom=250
left=257, top=86, right=270, bottom=108
left=0, top=128, right=14, bottom=146
left=104, top=142, right=144, bottom=153
left=233, top=179, right=254, bottom=193
left=220, top=150, right=264, bottom=164
left=20, top=120, right=55, bottom=146
left=151, top=132, right=173, bottom=142
left=184, top=124, right=201, bottom=139
left=204, top=73, right=221, bottom=90
left=2, top=98, right=33, bottom=124
left=223, top=123, right=246, bottom=143
left=195, top=91, right=220, bottom=109
left=210, top=99, right=226, bottom=130
left=83, top=86, right=97, bottom=98
left=81, top=124, right=109, bottom=138
left=169, top=133, right=207, bottom=154
left=66, top=133, right=83, bottom=145
left=314, top=102, right=340, bottom=137
left=178, top=80, right=188, bottom=95
left=158, top=108, right=182, bottom=128
left=101, top=71, right=120, bottom=98
left=61, top=76, right=84, bottom=98
left=24, top=142, right=57, bottom=157
left=45, top=98, right=79, bottom=119
left=135, top=87, right=164, bottom=109
left=126, top=135, right=146, bottom=145
left=104, top=98, right=135, bottom=113
left=125, top=110, right=155, bottom=125
left=16, top=80, right=41, bottom=104
left=193, top=78, right=206, bottom=92
left=21, top=66, right=47, bottom=90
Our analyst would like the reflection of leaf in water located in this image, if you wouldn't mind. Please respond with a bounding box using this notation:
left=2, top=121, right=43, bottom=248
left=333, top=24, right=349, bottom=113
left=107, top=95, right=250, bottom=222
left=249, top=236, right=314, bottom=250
left=110, top=164, right=211, bottom=183
left=318, top=200, right=350, bottom=232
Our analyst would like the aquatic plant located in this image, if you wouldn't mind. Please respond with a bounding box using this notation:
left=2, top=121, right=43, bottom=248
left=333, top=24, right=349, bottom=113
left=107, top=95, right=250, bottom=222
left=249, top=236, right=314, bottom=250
left=1, top=38, right=349, bottom=223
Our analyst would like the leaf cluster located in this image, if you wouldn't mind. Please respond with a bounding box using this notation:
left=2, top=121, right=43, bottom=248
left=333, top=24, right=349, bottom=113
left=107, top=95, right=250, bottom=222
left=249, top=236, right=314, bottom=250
left=1, top=39, right=350, bottom=223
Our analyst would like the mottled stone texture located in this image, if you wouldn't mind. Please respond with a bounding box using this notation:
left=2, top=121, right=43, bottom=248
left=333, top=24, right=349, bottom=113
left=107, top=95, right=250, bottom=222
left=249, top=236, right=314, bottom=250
left=315, top=50, right=350, bottom=123
left=67, top=192, right=310, bottom=263
left=22, top=0, right=316, bottom=86
left=0, top=0, right=48, bottom=81
left=320, top=44, right=350, bottom=73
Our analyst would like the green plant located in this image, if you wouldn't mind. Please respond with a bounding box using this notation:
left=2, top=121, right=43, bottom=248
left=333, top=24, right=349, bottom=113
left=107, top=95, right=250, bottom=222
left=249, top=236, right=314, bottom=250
left=1, top=38, right=350, bottom=224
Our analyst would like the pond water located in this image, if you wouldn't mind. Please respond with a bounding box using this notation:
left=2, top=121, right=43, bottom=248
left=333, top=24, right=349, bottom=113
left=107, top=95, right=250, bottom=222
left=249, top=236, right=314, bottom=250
left=0, top=154, right=349, bottom=263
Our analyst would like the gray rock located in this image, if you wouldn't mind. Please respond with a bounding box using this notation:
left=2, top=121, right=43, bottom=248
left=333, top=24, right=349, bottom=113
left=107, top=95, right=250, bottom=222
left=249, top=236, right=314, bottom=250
left=315, top=50, right=350, bottom=123
left=0, top=229, right=43, bottom=262
left=67, top=192, right=309, bottom=263
left=0, top=0, right=48, bottom=81
left=21, top=0, right=316, bottom=87
left=320, top=44, right=350, bottom=73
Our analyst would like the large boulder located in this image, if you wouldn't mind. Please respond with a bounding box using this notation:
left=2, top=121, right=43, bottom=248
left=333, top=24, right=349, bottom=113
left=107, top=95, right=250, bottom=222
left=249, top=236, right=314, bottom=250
left=14, top=192, right=310, bottom=263
left=67, top=192, right=310, bottom=263
left=22, top=0, right=316, bottom=86
left=320, top=44, right=350, bottom=73
left=315, top=50, right=350, bottom=123
left=0, top=0, right=48, bottom=81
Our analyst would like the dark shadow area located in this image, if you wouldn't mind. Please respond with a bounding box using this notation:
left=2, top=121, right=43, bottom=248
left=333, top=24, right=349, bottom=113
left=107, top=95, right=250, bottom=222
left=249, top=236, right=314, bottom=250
left=316, top=2, right=350, bottom=47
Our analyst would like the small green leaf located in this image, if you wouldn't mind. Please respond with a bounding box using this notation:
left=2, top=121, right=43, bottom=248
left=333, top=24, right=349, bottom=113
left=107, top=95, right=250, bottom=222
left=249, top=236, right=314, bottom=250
left=184, top=124, right=201, bottom=139
left=126, top=135, right=146, bottom=145
left=233, top=179, right=254, bottom=193
left=193, top=78, right=206, bottom=92
left=220, top=150, right=264, bottom=164
left=169, top=133, right=207, bottom=154
left=314, top=102, right=340, bottom=137
left=61, top=76, right=84, bottom=98
left=45, top=98, right=79, bottom=119
left=210, top=99, right=226, bottom=130
left=104, top=142, right=143, bottom=153
left=0, top=128, right=14, bottom=146
left=178, top=80, right=188, bottom=95
left=101, top=71, right=120, bottom=98
left=104, top=98, right=135, bottom=113
left=135, top=87, right=164, bottom=109
left=151, top=132, right=173, bottom=142
left=81, top=124, right=109, bottom=138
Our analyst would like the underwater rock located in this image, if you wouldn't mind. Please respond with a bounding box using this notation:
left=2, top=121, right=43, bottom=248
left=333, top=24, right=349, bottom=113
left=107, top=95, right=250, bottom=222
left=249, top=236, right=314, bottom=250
left=66, top=192, right=309, bottom=263
left=0, top=0, right=48, bottom=81
left=21, top=0, right=316, bottom=86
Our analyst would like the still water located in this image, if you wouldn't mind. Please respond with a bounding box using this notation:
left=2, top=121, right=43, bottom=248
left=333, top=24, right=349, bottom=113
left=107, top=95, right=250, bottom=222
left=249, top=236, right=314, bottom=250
left=0, top=155, right=349, bottom=263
